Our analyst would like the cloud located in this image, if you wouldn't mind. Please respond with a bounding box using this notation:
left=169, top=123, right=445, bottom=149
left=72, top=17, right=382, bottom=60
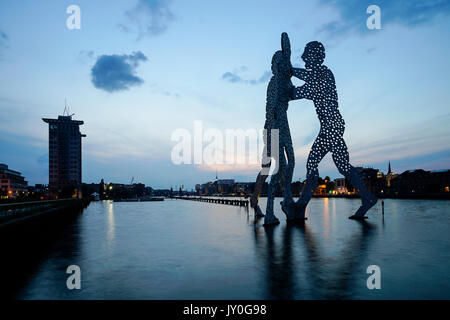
left=78, top=50, right=95, bottom=64
left=349, top=113, right=450, bottom=166
left=222, top=66, right=271, bottom=85
left=318, top=0, right=450, bottom=38
left=123, top=0, right=175, bottom=37
left=366, top=47, right=376, bottom=54
left=164, top=91, right=180, bottom=98
left=79, top=50, right=94, bottom=58
left=148, top=83, right=181, bottom=98
left=0, top=30, right=7, bottom=42
left=0, top=30, right=9, bottom=56
left=90, top=51, right=148, bottom=92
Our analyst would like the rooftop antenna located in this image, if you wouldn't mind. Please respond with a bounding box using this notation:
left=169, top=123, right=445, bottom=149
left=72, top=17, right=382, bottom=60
left=63, top=98, right=75, bottom=117
left=63, top=98, right=68, bottom=116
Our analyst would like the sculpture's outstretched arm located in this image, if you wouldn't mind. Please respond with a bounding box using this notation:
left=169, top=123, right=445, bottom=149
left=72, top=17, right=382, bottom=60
left=292, top=67, right=308, bottom=81
left=293, top=84, right=314, bottom=101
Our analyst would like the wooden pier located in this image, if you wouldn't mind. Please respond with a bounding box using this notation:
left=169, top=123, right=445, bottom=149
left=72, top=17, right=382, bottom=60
left=172, top=196, right=249, bottom=207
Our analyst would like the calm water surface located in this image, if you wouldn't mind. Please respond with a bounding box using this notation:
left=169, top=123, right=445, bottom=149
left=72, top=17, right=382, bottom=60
left=15, top=198, right=450, bottom=299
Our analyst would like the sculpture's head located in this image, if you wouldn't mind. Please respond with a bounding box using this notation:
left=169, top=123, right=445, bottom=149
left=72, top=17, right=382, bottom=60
left=271, top=50, right=290, bottom=76
left=302, top=41, right=325, bottom=69
left=271, top=51, right=282, bottom=74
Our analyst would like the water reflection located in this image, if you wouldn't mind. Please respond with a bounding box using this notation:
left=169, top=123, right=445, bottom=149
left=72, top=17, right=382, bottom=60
left=10, top=199, right=450, bottom=299
left=254, top=225, right=295, bottom=299
left=253, top=219, right=375, bottom=299
left=323, top=198, right=330, bottom=240
left=320, top=221, right=375, bottom=299
left=107, top=201, right=115, bottom=244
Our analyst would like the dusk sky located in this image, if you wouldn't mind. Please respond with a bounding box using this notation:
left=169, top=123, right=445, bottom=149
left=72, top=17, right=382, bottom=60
left=1, top=0, right=449, bottom=189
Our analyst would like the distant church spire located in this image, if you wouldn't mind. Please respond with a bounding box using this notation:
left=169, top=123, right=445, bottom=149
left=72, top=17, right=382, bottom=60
left=388, top=161, right=392, bottom=175
left=215, top=169, right=218, bottom=181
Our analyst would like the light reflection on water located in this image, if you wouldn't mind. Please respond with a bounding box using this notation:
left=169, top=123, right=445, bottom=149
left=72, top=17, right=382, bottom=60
left=16, top=198, right=450, bottom=299
left=107, top=201, right=115, bottom=245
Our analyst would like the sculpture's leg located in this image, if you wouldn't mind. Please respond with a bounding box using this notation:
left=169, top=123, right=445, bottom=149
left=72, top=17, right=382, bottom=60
left=331, top=137, right=377, bottom=219
left=250, top=169, right=268, bottom=207
left=278, top=152, right=287, bottom=198
left=250, top=144, right=271, bottom=217
left=292, top=171, right=318, bottom=220
left=279, top=122, right=292, bottom=195
left=264, top=163, right=281, bottom=226
left=251, top=172, right=267, bottom=217
left=293, top=135, right=329, bottom=219
left=283, top=143, right=294, bottom=196
left=346, top=166, right=377, bottom=220
left=254, top=204, right=265, bottom=218
left=281, top=144, right=300, bottom=221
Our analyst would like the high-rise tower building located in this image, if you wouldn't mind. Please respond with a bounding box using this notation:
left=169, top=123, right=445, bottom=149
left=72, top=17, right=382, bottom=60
left=42, top=115, right=86, bottom=198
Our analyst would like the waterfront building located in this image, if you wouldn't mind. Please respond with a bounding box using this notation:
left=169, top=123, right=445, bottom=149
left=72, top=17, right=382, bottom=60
left=217, top=179, right=235, bottom=194
left=334, top=178, right=349, bottom=194
left=234, top=182, right=252, bottom=195
left=42, top=114, right=86, bottom=198
left=390, top=169, right=450, bottom=194
left=26, top=184, right=49, bottom=200
left=314, top=183, right=327, bottom=196
left=355, top=167, right=384, bottom=194
left=154, top=189, right=171, bottom=197
left=0, top=164, right=28, bottom=199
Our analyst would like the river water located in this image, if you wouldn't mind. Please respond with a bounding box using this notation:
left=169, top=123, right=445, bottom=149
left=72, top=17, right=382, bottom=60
left=13, top=198, right=450, bottom=299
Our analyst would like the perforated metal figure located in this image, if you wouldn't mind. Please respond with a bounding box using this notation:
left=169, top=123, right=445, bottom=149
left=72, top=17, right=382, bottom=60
left=291, top=41, right=378, bottom=219
left=250, top=33, right=296, bottom=225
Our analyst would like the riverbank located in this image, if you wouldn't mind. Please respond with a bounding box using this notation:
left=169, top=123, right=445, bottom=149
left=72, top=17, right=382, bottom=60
left=0, top=198, right=91, bottom=230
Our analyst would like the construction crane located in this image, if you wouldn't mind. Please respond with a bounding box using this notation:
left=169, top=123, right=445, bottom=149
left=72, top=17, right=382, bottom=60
left=130, top=177, right=134, bottom=185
